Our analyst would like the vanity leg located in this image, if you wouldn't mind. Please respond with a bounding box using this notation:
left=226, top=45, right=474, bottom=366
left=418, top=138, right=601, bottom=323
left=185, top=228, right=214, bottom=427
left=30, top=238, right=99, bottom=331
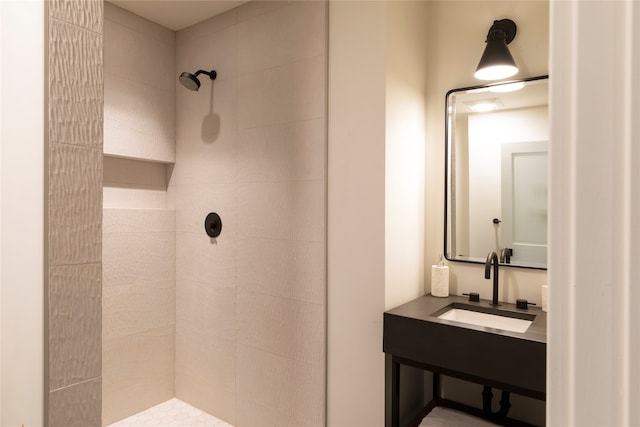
left=433, top=372, right=441, bottom=400
left=391, top=356, right=400, bottom=427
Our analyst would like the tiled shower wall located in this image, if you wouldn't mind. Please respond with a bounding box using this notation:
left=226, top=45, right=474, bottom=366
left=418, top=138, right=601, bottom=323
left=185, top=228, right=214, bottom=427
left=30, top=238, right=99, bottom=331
left=100, top=1, right=327, bottom=425
left=173, top=2, right=327, bottom=425
left=102, top=207, right=175, bottom=425
left=46, top=0, right=104, bottom=425
left=102, top=3, right=176, bottom=425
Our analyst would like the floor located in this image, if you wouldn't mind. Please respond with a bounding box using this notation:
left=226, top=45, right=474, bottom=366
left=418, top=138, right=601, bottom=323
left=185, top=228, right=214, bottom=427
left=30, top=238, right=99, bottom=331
left=107, top=398, right=233, bottom=427
left=419, top=406, right=497, bottom=426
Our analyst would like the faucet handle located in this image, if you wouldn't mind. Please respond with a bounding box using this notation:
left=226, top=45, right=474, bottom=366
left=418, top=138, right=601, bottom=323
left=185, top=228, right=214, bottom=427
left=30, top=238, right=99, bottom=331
left=500, top=247, right=513, bottom=263
left=463, top=292, right=480, bottom=302
left=516, top=299, right=537, bottom=309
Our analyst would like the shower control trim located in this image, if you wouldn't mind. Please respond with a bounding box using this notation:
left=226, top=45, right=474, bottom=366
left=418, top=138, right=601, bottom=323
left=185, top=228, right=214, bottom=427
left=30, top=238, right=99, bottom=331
left=205, top=212, right=222, bottom=238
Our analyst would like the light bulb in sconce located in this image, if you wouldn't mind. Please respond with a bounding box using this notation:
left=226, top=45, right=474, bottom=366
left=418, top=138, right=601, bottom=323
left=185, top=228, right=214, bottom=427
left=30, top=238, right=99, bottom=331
left=474, top=19, right=519, bottom=81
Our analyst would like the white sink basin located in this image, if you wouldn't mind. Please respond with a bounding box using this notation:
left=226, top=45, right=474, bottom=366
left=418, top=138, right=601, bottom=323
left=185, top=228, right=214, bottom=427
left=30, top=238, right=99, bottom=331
left=438, top=307, right=533, bottom=333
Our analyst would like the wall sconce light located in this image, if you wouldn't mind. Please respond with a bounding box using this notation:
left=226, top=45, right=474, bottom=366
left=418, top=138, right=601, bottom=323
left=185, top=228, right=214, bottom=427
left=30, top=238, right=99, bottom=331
left=474, top=19, right=518, bottom=81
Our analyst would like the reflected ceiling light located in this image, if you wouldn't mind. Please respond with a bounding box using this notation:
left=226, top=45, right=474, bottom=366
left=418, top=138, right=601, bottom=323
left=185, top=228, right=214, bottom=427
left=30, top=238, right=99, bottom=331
left=474, top=19, right=518, bottom=81
left=464, top=98, right=503, bottom=113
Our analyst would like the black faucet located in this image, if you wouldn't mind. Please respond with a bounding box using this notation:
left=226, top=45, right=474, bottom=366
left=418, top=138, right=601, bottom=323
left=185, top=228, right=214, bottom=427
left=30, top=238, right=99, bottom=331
left=485, top=251, right=500, bottom=306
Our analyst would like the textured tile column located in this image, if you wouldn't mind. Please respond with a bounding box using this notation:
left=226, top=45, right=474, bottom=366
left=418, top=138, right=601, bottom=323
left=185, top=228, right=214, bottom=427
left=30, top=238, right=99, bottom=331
left=46, top=1, right=104, bottom=426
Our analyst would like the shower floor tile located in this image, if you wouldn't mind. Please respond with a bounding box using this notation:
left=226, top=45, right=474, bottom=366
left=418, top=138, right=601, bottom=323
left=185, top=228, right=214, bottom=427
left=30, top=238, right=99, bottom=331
left=107, top=398, right=233, bottom=427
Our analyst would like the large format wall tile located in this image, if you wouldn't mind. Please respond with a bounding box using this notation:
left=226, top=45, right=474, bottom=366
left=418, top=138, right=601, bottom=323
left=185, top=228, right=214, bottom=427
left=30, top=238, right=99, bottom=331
left=172, top=85, right=238, bottom=184
left=175, top=230, right=236, bottom=288
left=102, top=231, right=175, bottom=288
left=175, top=74, right=237, bottom=142
left=176, top=280, right=236, bottom=343
left=49, top=377, right=102, bottom=427
left=237, top=237, right=325, bottom=304
left=237, top=179, right=325, bottom=242
left=103, top=283, right=174, bottom=342
left=237, top=118, right=326, bottom=183
left=236, top=345, right=324, bottom=426
left=175, top=333, right=235, bottom=424
left=175, top=25, right=236, bottom=86
left=175, top=230, right=236, bottom=343
left=104, top=16, right=174, bottom=91
left=103, top=208, right=175, bottom=234
left=49, top=263, right=102, bottom=391
left=175, top=9, right=236, bottom=45
left=102, top=326, right=174, bottom=426
left=237, top=55, right=325, bottom=129
left=102, top=209, right=175, bottom=423
left=174, top=183, right=236, bottom=234
left=49, top=19, right=103, bottom=148
left=104, top=2, right=173, bottom=45
left=49, top=144, right=102, bottom=266
left=237, top=1, right=325, bottom=74
left=104, top=76, right=175, bottom=162
left=103, top=187, right=169, bottom=210
left=236, top=1, right=291, bottom=23
left=237, top=291, right=324, bottom=365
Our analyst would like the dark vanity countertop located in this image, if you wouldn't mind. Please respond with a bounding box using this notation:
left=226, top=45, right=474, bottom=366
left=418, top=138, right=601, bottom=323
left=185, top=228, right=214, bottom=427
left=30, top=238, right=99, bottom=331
left=384, top=294, right=547, bottom=399
left=385, top=293, right=547, bottom=344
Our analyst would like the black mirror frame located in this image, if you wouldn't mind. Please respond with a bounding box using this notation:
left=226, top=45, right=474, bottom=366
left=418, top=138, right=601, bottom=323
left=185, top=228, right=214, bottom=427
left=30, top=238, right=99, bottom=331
left=443, top=75, right=549, bottom=270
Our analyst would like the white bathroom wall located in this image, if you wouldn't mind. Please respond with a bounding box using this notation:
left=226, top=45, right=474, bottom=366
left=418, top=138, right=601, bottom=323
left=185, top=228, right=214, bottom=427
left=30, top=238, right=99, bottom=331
left=328, top=1, right=429, bottom=425
left=384, top=2, right=430, bottom=424
left=328, top=2, right=386, bottom=425
left=385, top=1, right=428, bottom=312
left=425, top=1, right=549, bottom=305
left=0, top=1, right=45, bottom=425
left=548, top=1, right=640, bottom=425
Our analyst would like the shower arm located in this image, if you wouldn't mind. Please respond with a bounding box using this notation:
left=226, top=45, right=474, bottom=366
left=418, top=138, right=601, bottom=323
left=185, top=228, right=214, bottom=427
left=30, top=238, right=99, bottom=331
left=194, top=70, right=216, bottom=79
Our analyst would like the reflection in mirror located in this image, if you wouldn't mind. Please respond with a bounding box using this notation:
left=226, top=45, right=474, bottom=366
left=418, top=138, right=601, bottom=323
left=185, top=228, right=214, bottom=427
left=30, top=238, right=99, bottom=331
left=445, top=76, right=548, bottom=269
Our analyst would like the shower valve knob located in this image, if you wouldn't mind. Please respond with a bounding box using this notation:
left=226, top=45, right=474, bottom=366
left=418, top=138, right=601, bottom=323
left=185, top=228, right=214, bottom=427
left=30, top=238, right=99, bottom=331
left=204, top=212, right=222, bottom=238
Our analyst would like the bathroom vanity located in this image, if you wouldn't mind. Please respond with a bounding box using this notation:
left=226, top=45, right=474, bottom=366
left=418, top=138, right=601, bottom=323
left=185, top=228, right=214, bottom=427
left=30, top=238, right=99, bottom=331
left=383, top=294, right=546, bottom=426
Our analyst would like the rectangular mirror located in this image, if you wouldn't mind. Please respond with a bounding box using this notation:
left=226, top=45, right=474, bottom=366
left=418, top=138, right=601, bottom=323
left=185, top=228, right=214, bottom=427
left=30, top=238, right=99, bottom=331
left=445, top=76, right=548, bottom=269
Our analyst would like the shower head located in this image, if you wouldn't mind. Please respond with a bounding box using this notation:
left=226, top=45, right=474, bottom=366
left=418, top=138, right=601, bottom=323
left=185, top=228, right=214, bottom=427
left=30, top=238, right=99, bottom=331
left=179, top=69, right=217, bottom=91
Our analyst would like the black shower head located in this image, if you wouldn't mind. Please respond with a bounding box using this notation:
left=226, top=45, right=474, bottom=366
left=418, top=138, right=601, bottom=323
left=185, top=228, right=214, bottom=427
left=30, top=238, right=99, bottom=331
left=179, top=69, right=217, bottom=91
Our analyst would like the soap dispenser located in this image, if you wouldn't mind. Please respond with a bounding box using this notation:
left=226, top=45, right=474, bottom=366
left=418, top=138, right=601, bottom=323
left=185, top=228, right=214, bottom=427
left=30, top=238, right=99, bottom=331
left=431, top=254, right=450, bottom=297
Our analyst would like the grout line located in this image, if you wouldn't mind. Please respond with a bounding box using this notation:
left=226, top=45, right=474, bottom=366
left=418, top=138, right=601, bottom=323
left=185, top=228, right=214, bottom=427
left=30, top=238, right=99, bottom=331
left=49, top=376, right=101, bottom=394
